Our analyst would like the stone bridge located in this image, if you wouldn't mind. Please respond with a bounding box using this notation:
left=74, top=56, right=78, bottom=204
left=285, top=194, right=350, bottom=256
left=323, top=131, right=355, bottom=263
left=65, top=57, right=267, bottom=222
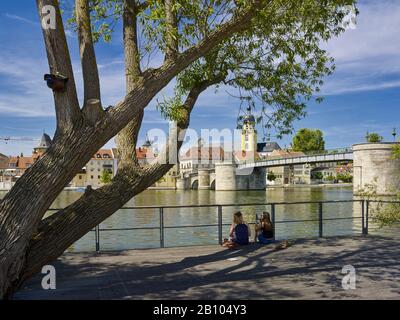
left=176, top=144, right=400, bottom=194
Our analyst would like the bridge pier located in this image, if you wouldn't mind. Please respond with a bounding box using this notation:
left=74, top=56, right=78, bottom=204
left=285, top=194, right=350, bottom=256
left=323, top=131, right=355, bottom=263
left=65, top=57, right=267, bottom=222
left=176, top=176, right=190, bottom=190
left=353, top=143, right=400, bottom=196
left=198, top=169, right=211, bottom=190
left=215, top=162, right=237, bottom=191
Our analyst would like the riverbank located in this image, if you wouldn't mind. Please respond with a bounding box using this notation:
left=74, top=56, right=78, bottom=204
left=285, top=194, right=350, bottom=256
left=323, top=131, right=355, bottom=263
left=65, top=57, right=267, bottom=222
left=15, top=235, right=400, bottom=300
left=267, top=183, right=352, bottom=189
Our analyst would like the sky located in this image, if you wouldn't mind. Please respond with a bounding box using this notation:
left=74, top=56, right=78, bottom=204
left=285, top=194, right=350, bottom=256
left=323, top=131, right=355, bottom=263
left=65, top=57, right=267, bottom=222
left=0, top=0, right=400, bottom=156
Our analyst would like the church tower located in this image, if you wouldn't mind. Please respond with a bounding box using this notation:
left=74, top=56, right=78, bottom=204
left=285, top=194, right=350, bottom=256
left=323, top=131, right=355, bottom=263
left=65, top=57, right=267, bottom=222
left=241, top=106, right=257, bottom=153
left=33, top=133, right=52, bottom=156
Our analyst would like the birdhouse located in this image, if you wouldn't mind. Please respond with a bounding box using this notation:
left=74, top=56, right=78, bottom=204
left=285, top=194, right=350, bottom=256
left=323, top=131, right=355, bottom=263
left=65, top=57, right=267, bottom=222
left=44, top=73, right=68, bottom=92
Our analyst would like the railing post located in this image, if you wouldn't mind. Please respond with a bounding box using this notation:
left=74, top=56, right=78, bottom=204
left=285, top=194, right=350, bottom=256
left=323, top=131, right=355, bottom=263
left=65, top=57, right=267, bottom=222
left=271, top=203, right=276, bottom=241
left=361, top=200, right=366, bottom=235
left=318, top=202, right=323, bottom=238
left=95, top=225, right=100, bottom=253
left=365, top=200, right=369, bottom=235
left=159, top=207, right=165, bottom=248
left=217, top=206, right=223, bottom=245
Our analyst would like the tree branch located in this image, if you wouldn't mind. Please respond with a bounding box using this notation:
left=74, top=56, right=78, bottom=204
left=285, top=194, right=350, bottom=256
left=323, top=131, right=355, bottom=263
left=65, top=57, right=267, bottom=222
left=123, top=0, right=141, bottom=88
left=36, top=0, right=81, bottom=131
left=108, top=0, right=266, bottom=127
left=115, top=0, right=145, bottom=166
left=76, top=0, right=103, bottom=124
left=164, top=0, right=178, bottom=62
left=19, top=79, right=219, bottom=284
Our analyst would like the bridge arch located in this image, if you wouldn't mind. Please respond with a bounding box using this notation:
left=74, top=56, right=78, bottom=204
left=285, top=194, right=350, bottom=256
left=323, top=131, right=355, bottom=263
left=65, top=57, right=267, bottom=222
left=210, top=179, right=216, bottom=190
left=191, top=179, right=199, bottom=190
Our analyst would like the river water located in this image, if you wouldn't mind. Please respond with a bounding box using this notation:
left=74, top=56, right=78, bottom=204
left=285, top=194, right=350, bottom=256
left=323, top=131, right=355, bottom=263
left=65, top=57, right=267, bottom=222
left=1, top=186, right=396, bottom=252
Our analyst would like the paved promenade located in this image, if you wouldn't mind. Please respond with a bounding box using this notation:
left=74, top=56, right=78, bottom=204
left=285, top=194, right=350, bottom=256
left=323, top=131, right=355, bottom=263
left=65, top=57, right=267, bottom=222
left=15, top=235, right=400, bottom=300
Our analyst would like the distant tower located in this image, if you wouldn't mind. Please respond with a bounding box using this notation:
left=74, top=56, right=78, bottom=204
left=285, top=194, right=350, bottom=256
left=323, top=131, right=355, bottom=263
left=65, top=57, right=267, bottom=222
left=241, top=106, right=257, bottom=153
left=33, top=132, right=52, bottom=155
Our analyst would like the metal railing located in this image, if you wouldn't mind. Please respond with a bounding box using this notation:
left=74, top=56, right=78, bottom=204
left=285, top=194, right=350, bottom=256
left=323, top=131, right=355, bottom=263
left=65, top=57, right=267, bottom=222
left=47, top=199, right=399, bottom=252
left=44, top=199, right=400, bottom=252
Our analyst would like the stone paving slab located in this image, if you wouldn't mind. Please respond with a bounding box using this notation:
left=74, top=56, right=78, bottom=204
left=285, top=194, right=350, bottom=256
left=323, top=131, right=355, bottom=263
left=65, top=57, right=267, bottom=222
left=15, top=235, right=400, bottom=300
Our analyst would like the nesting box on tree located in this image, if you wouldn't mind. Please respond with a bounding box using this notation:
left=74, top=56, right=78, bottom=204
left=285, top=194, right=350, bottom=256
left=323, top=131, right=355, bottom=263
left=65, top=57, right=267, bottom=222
left=44, top=73, right=68, bottom=92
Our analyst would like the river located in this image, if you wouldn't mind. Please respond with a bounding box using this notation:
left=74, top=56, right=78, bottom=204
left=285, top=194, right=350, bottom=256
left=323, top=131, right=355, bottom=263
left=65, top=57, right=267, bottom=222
left=1, top=186, right=396, bottom=252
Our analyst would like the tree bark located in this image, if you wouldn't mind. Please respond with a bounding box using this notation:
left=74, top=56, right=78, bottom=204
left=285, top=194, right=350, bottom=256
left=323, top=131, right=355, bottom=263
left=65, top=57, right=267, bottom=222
left=37, top=0, right=81, bottom=132
left=15, top=80, right=214, bottom=292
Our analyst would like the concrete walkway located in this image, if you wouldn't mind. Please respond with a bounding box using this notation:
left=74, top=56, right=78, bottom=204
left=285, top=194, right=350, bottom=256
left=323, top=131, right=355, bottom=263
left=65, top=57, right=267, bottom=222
left=15, top=235, right=400, bottom=300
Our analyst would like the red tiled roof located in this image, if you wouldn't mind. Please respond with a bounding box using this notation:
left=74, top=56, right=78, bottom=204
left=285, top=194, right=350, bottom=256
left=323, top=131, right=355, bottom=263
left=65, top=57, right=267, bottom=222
left=92, top=149, right=114, bottom=159
left=180, top=146, right=225, bottom=161
left=136, top=147, right=155, bottom=160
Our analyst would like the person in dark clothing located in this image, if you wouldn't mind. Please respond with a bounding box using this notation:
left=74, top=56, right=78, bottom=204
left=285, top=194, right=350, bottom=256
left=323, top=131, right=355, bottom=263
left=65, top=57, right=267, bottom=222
left=255, top=211, right=274, bottom=244
left=223, top=211, right=251, bottom=247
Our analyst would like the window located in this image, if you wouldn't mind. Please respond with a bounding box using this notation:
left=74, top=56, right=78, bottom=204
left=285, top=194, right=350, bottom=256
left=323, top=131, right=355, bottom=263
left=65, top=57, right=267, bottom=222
left=91, top=175, right=93, bottom=179
left=79, top=175, right=82, bottom=180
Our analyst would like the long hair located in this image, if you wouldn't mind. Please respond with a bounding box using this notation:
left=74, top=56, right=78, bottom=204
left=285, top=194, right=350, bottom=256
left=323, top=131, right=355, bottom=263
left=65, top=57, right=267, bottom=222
left=233, top=211, right=243, bottom=225
left=262, top=211, right=272, bottom=225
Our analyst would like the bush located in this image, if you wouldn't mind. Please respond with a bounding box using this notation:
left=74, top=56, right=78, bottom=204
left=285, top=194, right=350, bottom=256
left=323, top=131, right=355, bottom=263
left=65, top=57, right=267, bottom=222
left=267, top=171, right=277, bottom=181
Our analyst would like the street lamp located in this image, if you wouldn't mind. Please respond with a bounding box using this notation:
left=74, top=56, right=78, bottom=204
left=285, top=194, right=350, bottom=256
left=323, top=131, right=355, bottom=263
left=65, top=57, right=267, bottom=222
left=392, top=128, right=397, bottom=142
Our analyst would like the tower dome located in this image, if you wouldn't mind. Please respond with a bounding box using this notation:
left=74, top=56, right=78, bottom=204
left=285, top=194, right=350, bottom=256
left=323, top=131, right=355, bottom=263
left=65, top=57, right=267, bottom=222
left=243, top=114, right=256, bottom=124
left=38, top=133, right=52, bottom=149
left=34, top=133, right=52, bottom=155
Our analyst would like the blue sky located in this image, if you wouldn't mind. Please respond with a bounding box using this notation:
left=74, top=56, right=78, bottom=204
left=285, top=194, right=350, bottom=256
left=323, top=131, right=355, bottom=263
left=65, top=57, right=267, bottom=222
left=1, top=0, right=400, bottom=156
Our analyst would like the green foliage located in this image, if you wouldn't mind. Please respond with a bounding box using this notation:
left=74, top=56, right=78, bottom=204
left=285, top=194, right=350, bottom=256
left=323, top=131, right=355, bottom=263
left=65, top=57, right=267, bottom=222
left=156, top=94, right=185, bottom=123
left=267, top=171, right=277, bottom=182
left=392, top=144, right=400, bottom=159
left=336, top=172, right=352, bottom=183
left=372, top=195, right=400, bottom=228
left=365, top=132, right=383, bottom=143
left=292, top=128, right=325, bottom=153
left=64, top=0, right=123, bottom=43
left=356, top=177, right=400, bottom=228
left=100, top=170, right=112, bottom=184
left=325, top=175, right=335, bottom=182
left=63, top=0, right=357, bottom=137
left=312, top=172, right=324, bottom=180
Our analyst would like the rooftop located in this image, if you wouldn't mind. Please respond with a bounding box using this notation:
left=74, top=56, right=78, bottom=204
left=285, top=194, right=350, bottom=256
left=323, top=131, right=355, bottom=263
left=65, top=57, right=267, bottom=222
left=180, top=146, right=226, bottom=161
left=36, top=133, right=52, bottom=149
left=257, top=142, right=281, bottom=153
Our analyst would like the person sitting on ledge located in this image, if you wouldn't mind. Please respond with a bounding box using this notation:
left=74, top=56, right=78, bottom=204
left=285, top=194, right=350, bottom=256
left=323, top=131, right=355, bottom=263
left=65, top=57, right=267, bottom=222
left=255, top=211, right=274, bottom=244
left=223, top=211, right=251, bottom=248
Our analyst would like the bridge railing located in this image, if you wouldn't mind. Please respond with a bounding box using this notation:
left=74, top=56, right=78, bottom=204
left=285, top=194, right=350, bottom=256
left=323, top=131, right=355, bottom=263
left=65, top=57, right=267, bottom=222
left=47, top=199, right=397, bottom=252
left=237, top=147, right=353, bottom=165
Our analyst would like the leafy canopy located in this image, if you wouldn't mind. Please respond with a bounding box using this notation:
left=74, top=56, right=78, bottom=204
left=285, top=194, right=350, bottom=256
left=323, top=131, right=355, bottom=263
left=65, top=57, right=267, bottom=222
left=365, top=132, right=383, bottom=143
left=64, top=0, right=357, bottom=138
left=292, top=128, right=325, bottom=153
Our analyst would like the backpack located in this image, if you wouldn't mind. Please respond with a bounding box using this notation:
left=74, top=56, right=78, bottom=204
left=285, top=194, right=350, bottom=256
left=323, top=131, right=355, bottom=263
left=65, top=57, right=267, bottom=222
left=234, top=224, right=249, bottom=245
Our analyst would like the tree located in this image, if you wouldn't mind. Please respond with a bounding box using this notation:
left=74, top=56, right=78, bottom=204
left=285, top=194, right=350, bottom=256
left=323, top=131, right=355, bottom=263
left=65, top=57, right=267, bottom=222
left=99, top=170, right=112, bottom=184
left=292, top=128, right=325, bottom=153
left=267, top=171, right=276, bottom=182
left=336, top=172, right=352, bottom=183
left=0, top=0, right=356, bottom=298
left=366, top=132, right=383, bottom=143
left=312, top=171, right=323, bottom=180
